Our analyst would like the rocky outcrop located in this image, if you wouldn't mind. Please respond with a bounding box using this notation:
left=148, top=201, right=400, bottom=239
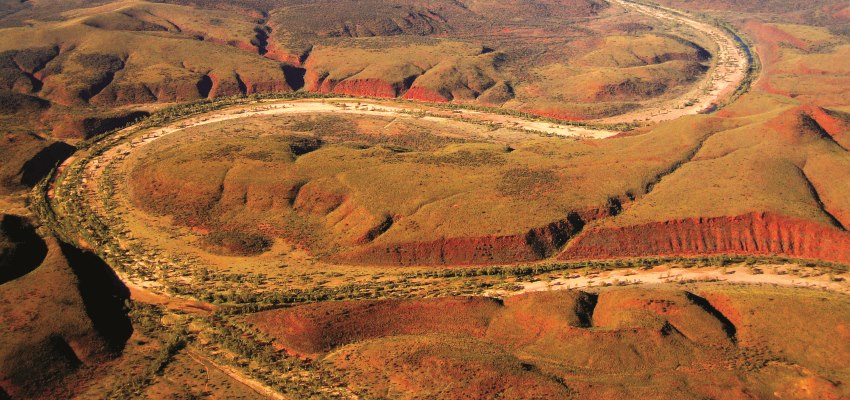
left=265, top=49, right=304, bottom=66
left=207, top=72, right=244, bottom=97
left=304, top=70, right=333, bottom=92
left=0, top=92, right=49, bottom=115
left=242, top=77, right=292, bottom=94
left=336, top=210, right=606, bottom=266
left=0, top=215, right=47, bottom=284
left=292, top=180, right=346, bottom=215
left=402, top=86, right=450, bottom=102
left=559, top=212, right=850, bottom=264
left=17, top=142, right=76, bottom=186
left=0, top=47, right=58, bottom=95
left=89, top=70, right=292, bottom=106
left=331, top=78, right=401, bottom=98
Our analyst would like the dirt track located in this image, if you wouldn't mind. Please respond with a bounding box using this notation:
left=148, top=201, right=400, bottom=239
left=186, top=349, right=290, bottom=400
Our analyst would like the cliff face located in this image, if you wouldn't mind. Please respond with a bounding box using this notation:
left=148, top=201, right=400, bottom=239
left=305, top=72, right=419, bottom=99
left=264, top=46, right=304, bottom=66
left=559, top=212, right=850, bottom=264
left=336, top=210, right=608, bottom=266
left=331, top=78, right=400, bottom=98
left=338, top=210, right=850, bottom=267
left=402, top=86, right=451, bottom=103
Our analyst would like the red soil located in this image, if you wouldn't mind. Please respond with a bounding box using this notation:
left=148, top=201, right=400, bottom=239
left=202, top=72, right=292, bottom=97
left=803, top=105, right=850, bottom=149
left=559, top=212, right=850, bottom=265
left=304, top=70, right=332, bottom=92
left=243, top=297, right=502, bottom=357
left=331, top=78, right=399, bottom=98
left=743, top=21, right=808, bottom=96
left=39, top=81, right=81, bottom=107
left=837, top=6, right=850, bottom=20
left=264, top=46, right=303, bottom=66
left=182, top=32, right=256, bottom=54
left=329, top=335, right=573, bottom=400
left=402, top=86, right=451, bottom=103
left=591, top=288, right=735, bottom=346
left=303, top=71, right=400, bottom=98
left=261, top=23, right=304, bottom=66
left=207, top=72, right=241, bottom=98
left=761, top=106, right=828, bottom=144
left=484, top=290, right=589, bottom=347
left=239, top=76, right=291, bottom=95
left=291, top=182, right=347, bottom=216
left=698, top=292, right=743, bottom=329
left=48, top=114, right=90, bottom=139
left=337, top=235, right=549, bottom=266
left=243, top=289, right=850, bottom=398
left=0, top=237, right=129, bottom=399
left=838, top=323, right=850, bottom=341
left=746, top=22, right=809, bottom=52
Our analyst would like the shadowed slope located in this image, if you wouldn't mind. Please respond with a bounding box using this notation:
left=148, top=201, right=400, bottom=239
left=0, top=237, right=130, bottom=399
left=0, top=215, right=47, bottom=284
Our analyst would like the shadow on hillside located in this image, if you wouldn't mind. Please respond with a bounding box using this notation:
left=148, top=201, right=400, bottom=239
left=283, top=65, right=306, bottom=91
left=81, top=111, right=149, bottom=139
left=684, top=291, right=737, bottom=343
left=197, top=75, right=213, bottom=98
left=0, top=215, right=48, bottom=285
left=17, top=142, right=75, bottom=187
left=59, top=242, right=132, bottom=353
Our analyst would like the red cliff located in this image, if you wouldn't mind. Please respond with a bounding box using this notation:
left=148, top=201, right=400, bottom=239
left=559, top=212, right=850, bottom=265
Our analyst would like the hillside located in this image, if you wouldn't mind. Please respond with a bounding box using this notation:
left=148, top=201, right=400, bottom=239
left=0, top=215, right=131, bottom=399
left=126, top=111, right=724, bottom=265
left=0, top=0, right=704, bottom=136
left=0, top=0, right=716, bottom=202
left=242, top=285, right=850, bottom=399
left=560, top=18, right=850, bottom=264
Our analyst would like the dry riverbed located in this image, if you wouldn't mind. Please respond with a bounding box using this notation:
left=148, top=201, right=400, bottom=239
left=595, top=0, right=751, bottom=125
left=491, top=264, right=850, bottom=297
